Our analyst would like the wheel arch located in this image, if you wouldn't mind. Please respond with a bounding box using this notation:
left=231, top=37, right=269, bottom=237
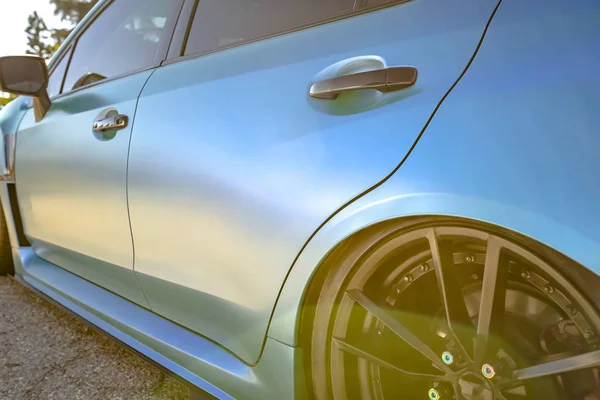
left=267, top=192, right=600, bottom=348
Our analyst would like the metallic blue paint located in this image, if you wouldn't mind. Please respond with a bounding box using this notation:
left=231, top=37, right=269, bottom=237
left=1, top=0, right=597, bottom=397
left=128, top=0, right=499, bottom=364
left=0, top=97, right=29, bottom=141
left=14, top=71, right=155, bottom=306
left=270, top=0, right=600, bottom=346
left=0, top=97, right=29, bottom=176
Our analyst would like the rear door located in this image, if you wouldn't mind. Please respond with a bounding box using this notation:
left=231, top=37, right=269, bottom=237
left=15, top=0, right=182, bottom=305
left=128, top=0, right=500, bottom=362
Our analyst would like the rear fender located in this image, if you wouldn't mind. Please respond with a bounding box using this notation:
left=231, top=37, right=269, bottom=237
left=268, top=0, right=600, bottom=348
left=268, top=191, right=600, bottom=347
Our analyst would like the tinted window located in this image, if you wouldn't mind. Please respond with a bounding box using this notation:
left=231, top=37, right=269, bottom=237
left=185, top=0, right=356, bottom=56
left=46, top=48, right=71, bottom=98
left=63, top=0, right=175, bottom=92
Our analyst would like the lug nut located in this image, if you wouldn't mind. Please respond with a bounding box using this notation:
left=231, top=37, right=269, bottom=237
left=428, top=388, right=440, bottom=400
left=544, top=285, right=555, bottom=294
left=421, top=264, right=429, bottom=272
left=566, top=305, right=577, bottom=316
left=482, top=364, right=496, bottom=379
left=471, top=274, right=479, bottom=281
left=466, top=255, right=475, bottom=263
left=403, top=274, right=413, bottom=283
left=442, top=351, right=454, bottom=365
left=521, top=270, right=531, bottom=279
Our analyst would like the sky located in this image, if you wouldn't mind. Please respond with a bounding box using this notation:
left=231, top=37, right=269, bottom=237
left=0, top=0, right=70, bottom=57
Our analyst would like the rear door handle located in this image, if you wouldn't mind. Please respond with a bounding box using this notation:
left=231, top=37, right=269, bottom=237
left=309, top=66, right=418, bottom=100
left=93, top=114, right=129, bottom=132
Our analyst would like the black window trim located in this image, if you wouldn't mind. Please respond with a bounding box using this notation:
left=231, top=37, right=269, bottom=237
left=46, top=44, right=74, bottom=99
left=165, top=0, right=198, bottom=61
left=46, top=0, right=185, bottom=102
left=163, top=0, right=412, bottom=67
left=47, top=44, right=70, bottom=79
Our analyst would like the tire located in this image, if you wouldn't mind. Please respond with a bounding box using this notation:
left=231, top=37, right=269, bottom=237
left=303, top=217, right=600, bottom=400
left=0, top=200, right=14, bottom=276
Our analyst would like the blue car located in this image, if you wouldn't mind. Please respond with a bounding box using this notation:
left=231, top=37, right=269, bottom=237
left=0, top=0, right=599, bottom=398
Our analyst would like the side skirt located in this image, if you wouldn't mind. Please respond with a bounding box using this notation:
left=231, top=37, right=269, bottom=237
left=13, top=248, right=296, bottom=400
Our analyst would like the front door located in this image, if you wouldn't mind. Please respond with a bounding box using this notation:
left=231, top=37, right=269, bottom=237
left=15, top=0, right=181, bottom=305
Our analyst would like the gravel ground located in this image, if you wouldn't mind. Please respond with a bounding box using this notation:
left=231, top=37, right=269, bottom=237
left=0, top=277, right=190, bottom=400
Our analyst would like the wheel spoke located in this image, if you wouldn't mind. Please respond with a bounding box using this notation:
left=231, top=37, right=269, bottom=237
left=322, top=225, right=600, bottom=399
left=591, top=368, right=600, bottom=399
left=333, top=337, right=447, bottom=381
left=499, top=393, right=529, bottom=400
left=427, top=229, right=473, bottom=357
left=511, top=349, right=600, bottom=381
left=453, top=389, right=468, bottom=400
left=346, top=289, right=451, bottom=373
left=474, top=235, right=508, bottom=364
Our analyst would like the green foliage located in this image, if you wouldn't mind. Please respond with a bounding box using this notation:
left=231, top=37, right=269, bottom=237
left=25, top=0, right=100, bottom=59
left=50, top=0, right=99, bottom=24
left=52, top=28, right=73, bottom=48
left=0, top=94, right=17, bottom=107
left=25, top=11, right=55, bottom=59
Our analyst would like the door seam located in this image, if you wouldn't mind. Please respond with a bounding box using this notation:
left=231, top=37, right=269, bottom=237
left=125, top=68, right=159, bottom=310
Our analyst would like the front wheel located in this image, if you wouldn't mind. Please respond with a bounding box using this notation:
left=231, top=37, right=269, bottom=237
left=0, top=200, right=14, bottom=275
left=306, top=218, right=600, bottom=399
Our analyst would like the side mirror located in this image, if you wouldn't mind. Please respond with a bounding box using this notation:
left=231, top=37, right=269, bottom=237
left=0, top=55, right=51, bottom=122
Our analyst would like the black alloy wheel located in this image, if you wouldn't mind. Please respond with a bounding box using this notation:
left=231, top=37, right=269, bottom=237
left=306, top=219, right=600, bottom=400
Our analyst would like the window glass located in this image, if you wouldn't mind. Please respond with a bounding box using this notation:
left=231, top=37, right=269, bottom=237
left=46, top=48, right=71, bottom=98
left=63, top=0, right=174, bottom=92
left=185, top=0, right=356, bottom=56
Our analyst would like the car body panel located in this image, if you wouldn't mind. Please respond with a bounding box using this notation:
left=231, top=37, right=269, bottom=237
left=0, top=0, right=597, bottom=397
left=14, top=72, right=155, bottom=306
left=128, top=0, right=500, bottom=363
left=0, top=97, right=29, bottom=177
left=270, top=0, right=600, bottom=346
left=9, top=247, right=295, bottom=399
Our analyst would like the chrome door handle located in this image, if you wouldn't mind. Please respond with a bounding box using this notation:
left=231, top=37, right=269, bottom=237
left=309, top=66, right=418, bottom=100
left=93, top=114, right=129, bottom=132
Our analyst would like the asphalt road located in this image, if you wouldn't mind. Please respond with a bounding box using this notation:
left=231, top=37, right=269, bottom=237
left=0, top=277, right=190, bottom=400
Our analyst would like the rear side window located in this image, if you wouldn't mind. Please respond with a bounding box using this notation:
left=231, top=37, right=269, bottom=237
left=184, top=0, right=356, bottom=56
left=62, top=0, right=177, bottom=93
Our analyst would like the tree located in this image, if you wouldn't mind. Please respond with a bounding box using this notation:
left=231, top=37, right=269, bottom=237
left=49, top=0, right=99, bottom=44
left=51, top=28, right=72, bottom=50
left=50, top=0, right=98, bottom=24
left=24, top=0, right=100, bottom=58
left=25, top=11, right=55, bottom=59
